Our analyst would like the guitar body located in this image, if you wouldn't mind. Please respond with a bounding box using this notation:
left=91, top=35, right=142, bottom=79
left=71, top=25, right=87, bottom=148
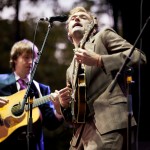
left=0, top=90, right=40, bottom=143
left=74, top=64, right=86, bottom=123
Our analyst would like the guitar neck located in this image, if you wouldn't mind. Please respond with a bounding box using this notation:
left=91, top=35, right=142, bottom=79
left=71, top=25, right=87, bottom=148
left=25, top=95, right=50, bottom=110
left=10, top=90, right=56, bottom=116
left=25, top=94, right=55, bottom=110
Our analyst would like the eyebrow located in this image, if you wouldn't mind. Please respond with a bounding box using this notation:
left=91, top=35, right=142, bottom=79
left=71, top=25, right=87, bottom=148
left=69, top=14, right=91, bottom=21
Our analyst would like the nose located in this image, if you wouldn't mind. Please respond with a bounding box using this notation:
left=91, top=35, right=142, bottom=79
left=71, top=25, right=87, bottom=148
left=27, top=58, right=34, bottom=65
left=74, top=16, right=80, bottom=21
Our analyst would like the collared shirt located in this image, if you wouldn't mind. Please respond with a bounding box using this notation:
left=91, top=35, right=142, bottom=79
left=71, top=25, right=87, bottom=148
left=14, top=72, right=30, bottom=91
left=14, top=72, right=42, bottom=98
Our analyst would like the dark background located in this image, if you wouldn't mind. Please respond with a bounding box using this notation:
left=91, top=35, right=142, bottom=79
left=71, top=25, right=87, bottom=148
left=0, top=0, right=150, bottom=149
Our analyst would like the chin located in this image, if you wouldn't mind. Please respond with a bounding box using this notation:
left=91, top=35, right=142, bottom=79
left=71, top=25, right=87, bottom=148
left=73, top=29, right=84, bottom=36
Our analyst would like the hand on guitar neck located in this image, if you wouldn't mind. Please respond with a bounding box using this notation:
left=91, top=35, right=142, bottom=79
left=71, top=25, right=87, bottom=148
left=74, top=48, right=102, bottom=67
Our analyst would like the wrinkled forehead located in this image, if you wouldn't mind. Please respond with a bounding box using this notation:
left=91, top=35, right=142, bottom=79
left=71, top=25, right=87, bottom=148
left=68, top=11, right=92, bottom=22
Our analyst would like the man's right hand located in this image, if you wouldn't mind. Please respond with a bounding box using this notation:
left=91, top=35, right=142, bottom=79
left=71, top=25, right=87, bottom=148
left=58, top=86, right=72, bottom=109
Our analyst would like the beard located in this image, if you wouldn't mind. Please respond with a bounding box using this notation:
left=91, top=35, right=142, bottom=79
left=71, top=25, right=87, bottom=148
left=72, top=27, right=85, bottom=39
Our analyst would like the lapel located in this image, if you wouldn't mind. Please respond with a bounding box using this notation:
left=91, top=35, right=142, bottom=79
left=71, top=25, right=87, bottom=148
left=29, top=81, right=39, bottom=98
left=71, top=58, right=77, bottom=88
left=8, top=73, right=18, bottom=94
left=84, top=41, right=95, bottom=88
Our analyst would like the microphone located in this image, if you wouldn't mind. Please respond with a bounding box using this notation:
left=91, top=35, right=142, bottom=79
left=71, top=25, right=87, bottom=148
left=40, top=15, right=68, bottom=23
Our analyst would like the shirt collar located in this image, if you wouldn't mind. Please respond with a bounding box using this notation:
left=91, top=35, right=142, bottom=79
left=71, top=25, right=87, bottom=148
left=14, top=72, right=30, bottom=82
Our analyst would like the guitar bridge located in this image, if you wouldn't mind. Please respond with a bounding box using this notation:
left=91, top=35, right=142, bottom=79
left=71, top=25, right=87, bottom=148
left=0, top=115, right=4, bottom=126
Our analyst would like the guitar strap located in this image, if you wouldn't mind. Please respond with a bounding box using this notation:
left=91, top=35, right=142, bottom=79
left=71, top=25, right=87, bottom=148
left=71, top=123, right=85, bottom=147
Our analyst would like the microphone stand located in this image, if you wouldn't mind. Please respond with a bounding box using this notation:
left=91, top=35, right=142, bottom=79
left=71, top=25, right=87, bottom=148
left=26, top=90, right=34, bottom=150
left=14, top=22, right=53, bottom=150
left=109, top=16, right=150, bottom=150
left=126, top=67, right=134, bottom=150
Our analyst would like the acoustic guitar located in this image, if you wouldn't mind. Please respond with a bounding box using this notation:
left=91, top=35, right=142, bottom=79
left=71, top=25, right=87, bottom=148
left=0, top=89, right=56, bottom=143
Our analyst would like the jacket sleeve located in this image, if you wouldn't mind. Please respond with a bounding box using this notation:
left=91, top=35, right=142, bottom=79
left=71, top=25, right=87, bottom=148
left=38, top=83, right=64, bottom=130
left=99, top=27, right=147, bottom=73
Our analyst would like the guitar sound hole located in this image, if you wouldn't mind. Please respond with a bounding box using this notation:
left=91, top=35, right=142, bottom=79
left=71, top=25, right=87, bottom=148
left=11, top=104, right=24, bottom=116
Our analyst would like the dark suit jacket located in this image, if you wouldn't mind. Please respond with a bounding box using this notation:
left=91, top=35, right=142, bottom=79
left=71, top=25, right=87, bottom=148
left=0, top=73, right=63, bottom=150
left=65, top=27, right=147, bottom=135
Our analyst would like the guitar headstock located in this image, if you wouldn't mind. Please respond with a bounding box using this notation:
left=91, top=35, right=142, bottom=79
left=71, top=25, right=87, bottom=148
left=79, top=21, right=95, bottom=48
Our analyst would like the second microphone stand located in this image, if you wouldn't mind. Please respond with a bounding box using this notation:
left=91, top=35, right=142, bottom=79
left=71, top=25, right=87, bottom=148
left=18, top=21, right=53, bottom=150
left=109, top=16, right=150, bottom=150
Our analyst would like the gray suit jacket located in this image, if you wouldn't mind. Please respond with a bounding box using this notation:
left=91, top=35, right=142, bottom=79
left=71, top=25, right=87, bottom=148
left=66, top=26, right=147, bottom=135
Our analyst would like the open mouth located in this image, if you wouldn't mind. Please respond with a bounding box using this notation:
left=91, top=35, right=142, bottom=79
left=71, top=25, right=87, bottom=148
left=73, top=23, right=82, bottom=28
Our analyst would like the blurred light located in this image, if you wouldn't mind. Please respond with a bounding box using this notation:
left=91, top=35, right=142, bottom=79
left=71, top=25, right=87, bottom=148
left=0, top=6, right=15, bottom=20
